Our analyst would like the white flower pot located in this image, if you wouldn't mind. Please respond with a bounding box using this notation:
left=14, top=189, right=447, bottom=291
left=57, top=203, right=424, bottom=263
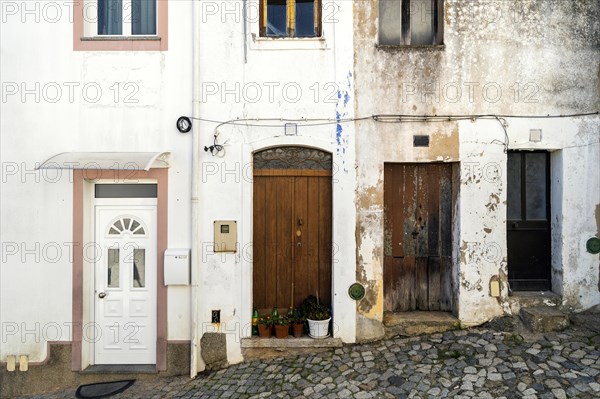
left=307, top=317, right=331, bottom=339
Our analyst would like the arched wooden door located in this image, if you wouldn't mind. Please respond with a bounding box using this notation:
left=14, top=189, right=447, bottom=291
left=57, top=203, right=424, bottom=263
left=253, top=147, right=332, bottom=312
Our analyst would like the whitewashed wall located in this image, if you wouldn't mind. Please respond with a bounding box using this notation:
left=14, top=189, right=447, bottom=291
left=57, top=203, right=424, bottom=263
left=0, top=0, right=194, bottom=362
left=193, top=0, right=356, bottom=369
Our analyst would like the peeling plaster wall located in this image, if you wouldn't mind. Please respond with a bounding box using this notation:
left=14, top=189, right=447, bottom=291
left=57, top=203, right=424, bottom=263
left=556, top=129, right=600, bottom=311
left=456, top=120, right=508, bottom=324
left=353, top=0, right=599, bottom=336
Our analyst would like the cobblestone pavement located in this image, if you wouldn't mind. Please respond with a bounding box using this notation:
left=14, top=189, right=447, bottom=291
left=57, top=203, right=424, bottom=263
left=22, top=325, right=600, bottom=399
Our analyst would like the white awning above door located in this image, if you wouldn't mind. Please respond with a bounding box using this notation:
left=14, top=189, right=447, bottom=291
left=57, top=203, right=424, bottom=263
left=36, top=152, right=170, bottom=171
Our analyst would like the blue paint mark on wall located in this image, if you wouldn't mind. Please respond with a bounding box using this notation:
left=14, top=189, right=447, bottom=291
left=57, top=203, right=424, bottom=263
left=335, top=71, right=353, bottom=172
left=336, top=111, right=343, bottom=146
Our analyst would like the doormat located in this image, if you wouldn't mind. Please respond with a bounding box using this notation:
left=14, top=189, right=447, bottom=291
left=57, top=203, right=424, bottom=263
left=75, top=380, right=135, bottom=399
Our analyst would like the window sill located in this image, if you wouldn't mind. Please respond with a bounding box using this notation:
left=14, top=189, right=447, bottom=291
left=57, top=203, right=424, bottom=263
left=75, top=36, right=165, bottom=51
left=376, top=44, right=445, bottom=51
left=81, top=36, right=161, bottom=42
left=250, top=34, right=329, bottom=51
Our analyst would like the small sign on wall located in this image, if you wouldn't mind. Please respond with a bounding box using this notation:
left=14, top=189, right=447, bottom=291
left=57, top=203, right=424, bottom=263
left=214, top=221, right=237, bottom=252
left=413, top=135, right=430, bottom=147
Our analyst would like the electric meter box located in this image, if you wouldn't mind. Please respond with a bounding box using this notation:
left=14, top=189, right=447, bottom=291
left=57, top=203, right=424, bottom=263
left=214, top=220, right=237, bottom=252
left=164, top=248, right=191, bottom=285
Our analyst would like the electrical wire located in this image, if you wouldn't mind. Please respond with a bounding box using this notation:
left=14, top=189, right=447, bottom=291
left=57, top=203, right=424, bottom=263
left=189, top=112, right=598, bottom=128
left=188, top=112, right=599, bottom=156
left=190, top=116, right=372, bottom=129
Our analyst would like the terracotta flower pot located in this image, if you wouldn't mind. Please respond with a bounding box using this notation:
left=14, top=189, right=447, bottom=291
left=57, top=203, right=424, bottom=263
left=292, top=323, right=304, bottom=338
left=274, top=324, right=290, bottom=339
left=258, top=324, right=272, bottom=338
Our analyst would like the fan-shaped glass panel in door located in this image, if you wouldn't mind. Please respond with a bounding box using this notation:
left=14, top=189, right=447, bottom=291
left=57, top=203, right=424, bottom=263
left=107, top=216, right=146, bottom=236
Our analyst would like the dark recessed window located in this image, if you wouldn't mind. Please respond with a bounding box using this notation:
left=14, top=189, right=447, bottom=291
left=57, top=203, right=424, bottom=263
left=379, top=0, right=443, bottom=46
left=95, top=184, right=157, bottom=198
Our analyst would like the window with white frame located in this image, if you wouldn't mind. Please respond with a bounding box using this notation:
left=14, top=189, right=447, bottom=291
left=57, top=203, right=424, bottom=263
left=379, top=0, right=443, bottom=46
left=88, top=0, right=157, bottom=36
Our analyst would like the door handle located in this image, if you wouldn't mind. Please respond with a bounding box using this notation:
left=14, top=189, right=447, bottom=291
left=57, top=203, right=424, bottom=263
left=98, top=292, right=107, bottom=299
left=297, top=242, right=302, bottom=247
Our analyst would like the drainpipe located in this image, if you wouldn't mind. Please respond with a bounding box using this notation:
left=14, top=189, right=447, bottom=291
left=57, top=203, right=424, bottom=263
left=190, top=0, right=205, bottom=377
left=243, top=0, right=248, bottom=64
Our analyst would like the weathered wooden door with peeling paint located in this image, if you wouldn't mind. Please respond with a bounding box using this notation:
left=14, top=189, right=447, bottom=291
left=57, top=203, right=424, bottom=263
left=253, top=147, right=332, bottom=312
left=384, top=163, right=454, bottom=312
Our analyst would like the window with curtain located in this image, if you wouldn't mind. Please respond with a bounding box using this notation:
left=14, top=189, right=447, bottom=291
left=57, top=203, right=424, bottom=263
left=97, top=0, right=157, bottom=36
left=260, top=0, right=322, bottom=38
left=379, top=0, right=443, bottom=46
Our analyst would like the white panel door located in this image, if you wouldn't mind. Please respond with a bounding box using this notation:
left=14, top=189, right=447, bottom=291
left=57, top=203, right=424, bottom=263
left=94, top=202, right=157, bottom=365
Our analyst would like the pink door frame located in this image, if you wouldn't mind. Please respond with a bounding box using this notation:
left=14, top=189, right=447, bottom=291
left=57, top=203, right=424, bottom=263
left=71, top=169, right=168, bottom=370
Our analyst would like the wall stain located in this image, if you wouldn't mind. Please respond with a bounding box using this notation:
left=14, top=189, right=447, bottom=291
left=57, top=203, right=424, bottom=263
left=597, top=203, right=600, bottom=292
left=428, top=126, right=460, bottom=160
left=459, top=241, right=468, bottom=265
left=595, top=203, right=600, bottom=239
left=597, top=64, right=600, bottom=98
left=356, top=180, right=384, bottom=210
left=460, top=270, right=483, bottom=292
left=357, top=261, right=379, bottom=314
left=485, top=192, right=501, bottom=212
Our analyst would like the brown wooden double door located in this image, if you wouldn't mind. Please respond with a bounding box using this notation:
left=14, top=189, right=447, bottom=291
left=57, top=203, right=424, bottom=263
left=253, top=171, right=332, bottom=311
left=384, top=163, right=454, bottom=312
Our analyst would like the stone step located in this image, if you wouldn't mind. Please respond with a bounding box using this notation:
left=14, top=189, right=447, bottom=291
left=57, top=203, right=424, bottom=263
left=519, top=306, right=570, bottom=333
left=570, top=304, right=600, bottom=333
left=383, top=311, right=459, bottom=336
left=241, top=336, right=342, bottom=348
left=507, top=291, right=562, bottom=314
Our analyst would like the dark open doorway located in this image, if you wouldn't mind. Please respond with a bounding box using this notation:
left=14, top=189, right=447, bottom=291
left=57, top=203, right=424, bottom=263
left=507, top=151, right=551, bottom=291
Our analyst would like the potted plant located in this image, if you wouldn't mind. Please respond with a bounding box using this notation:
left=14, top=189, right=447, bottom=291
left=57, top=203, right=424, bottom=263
left=300, top=295, right=331, bottom=339
left=274, top=315, right=290, bottom=339
left=291, top=311, right=306, bottom=338
left=257, top=315, right=273, bottom=338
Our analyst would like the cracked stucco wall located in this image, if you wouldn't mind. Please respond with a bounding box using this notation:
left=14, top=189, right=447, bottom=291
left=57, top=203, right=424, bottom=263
left=353, top=0, right=599, bottom=338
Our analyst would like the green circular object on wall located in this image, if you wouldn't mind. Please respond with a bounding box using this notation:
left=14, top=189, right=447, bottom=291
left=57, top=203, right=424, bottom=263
left=348, top=283, right=366, bottom=301
left=586, top=237, right=600, bottom=254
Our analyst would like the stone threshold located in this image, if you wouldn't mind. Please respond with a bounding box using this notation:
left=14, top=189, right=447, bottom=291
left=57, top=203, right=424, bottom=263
left=509, top=291, right=561, bottom=301
left=383, top=311, right=460, bottom=336
left=241, top=336, right=342, bottom=348
left=81, top=364, right=157, bottom=374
